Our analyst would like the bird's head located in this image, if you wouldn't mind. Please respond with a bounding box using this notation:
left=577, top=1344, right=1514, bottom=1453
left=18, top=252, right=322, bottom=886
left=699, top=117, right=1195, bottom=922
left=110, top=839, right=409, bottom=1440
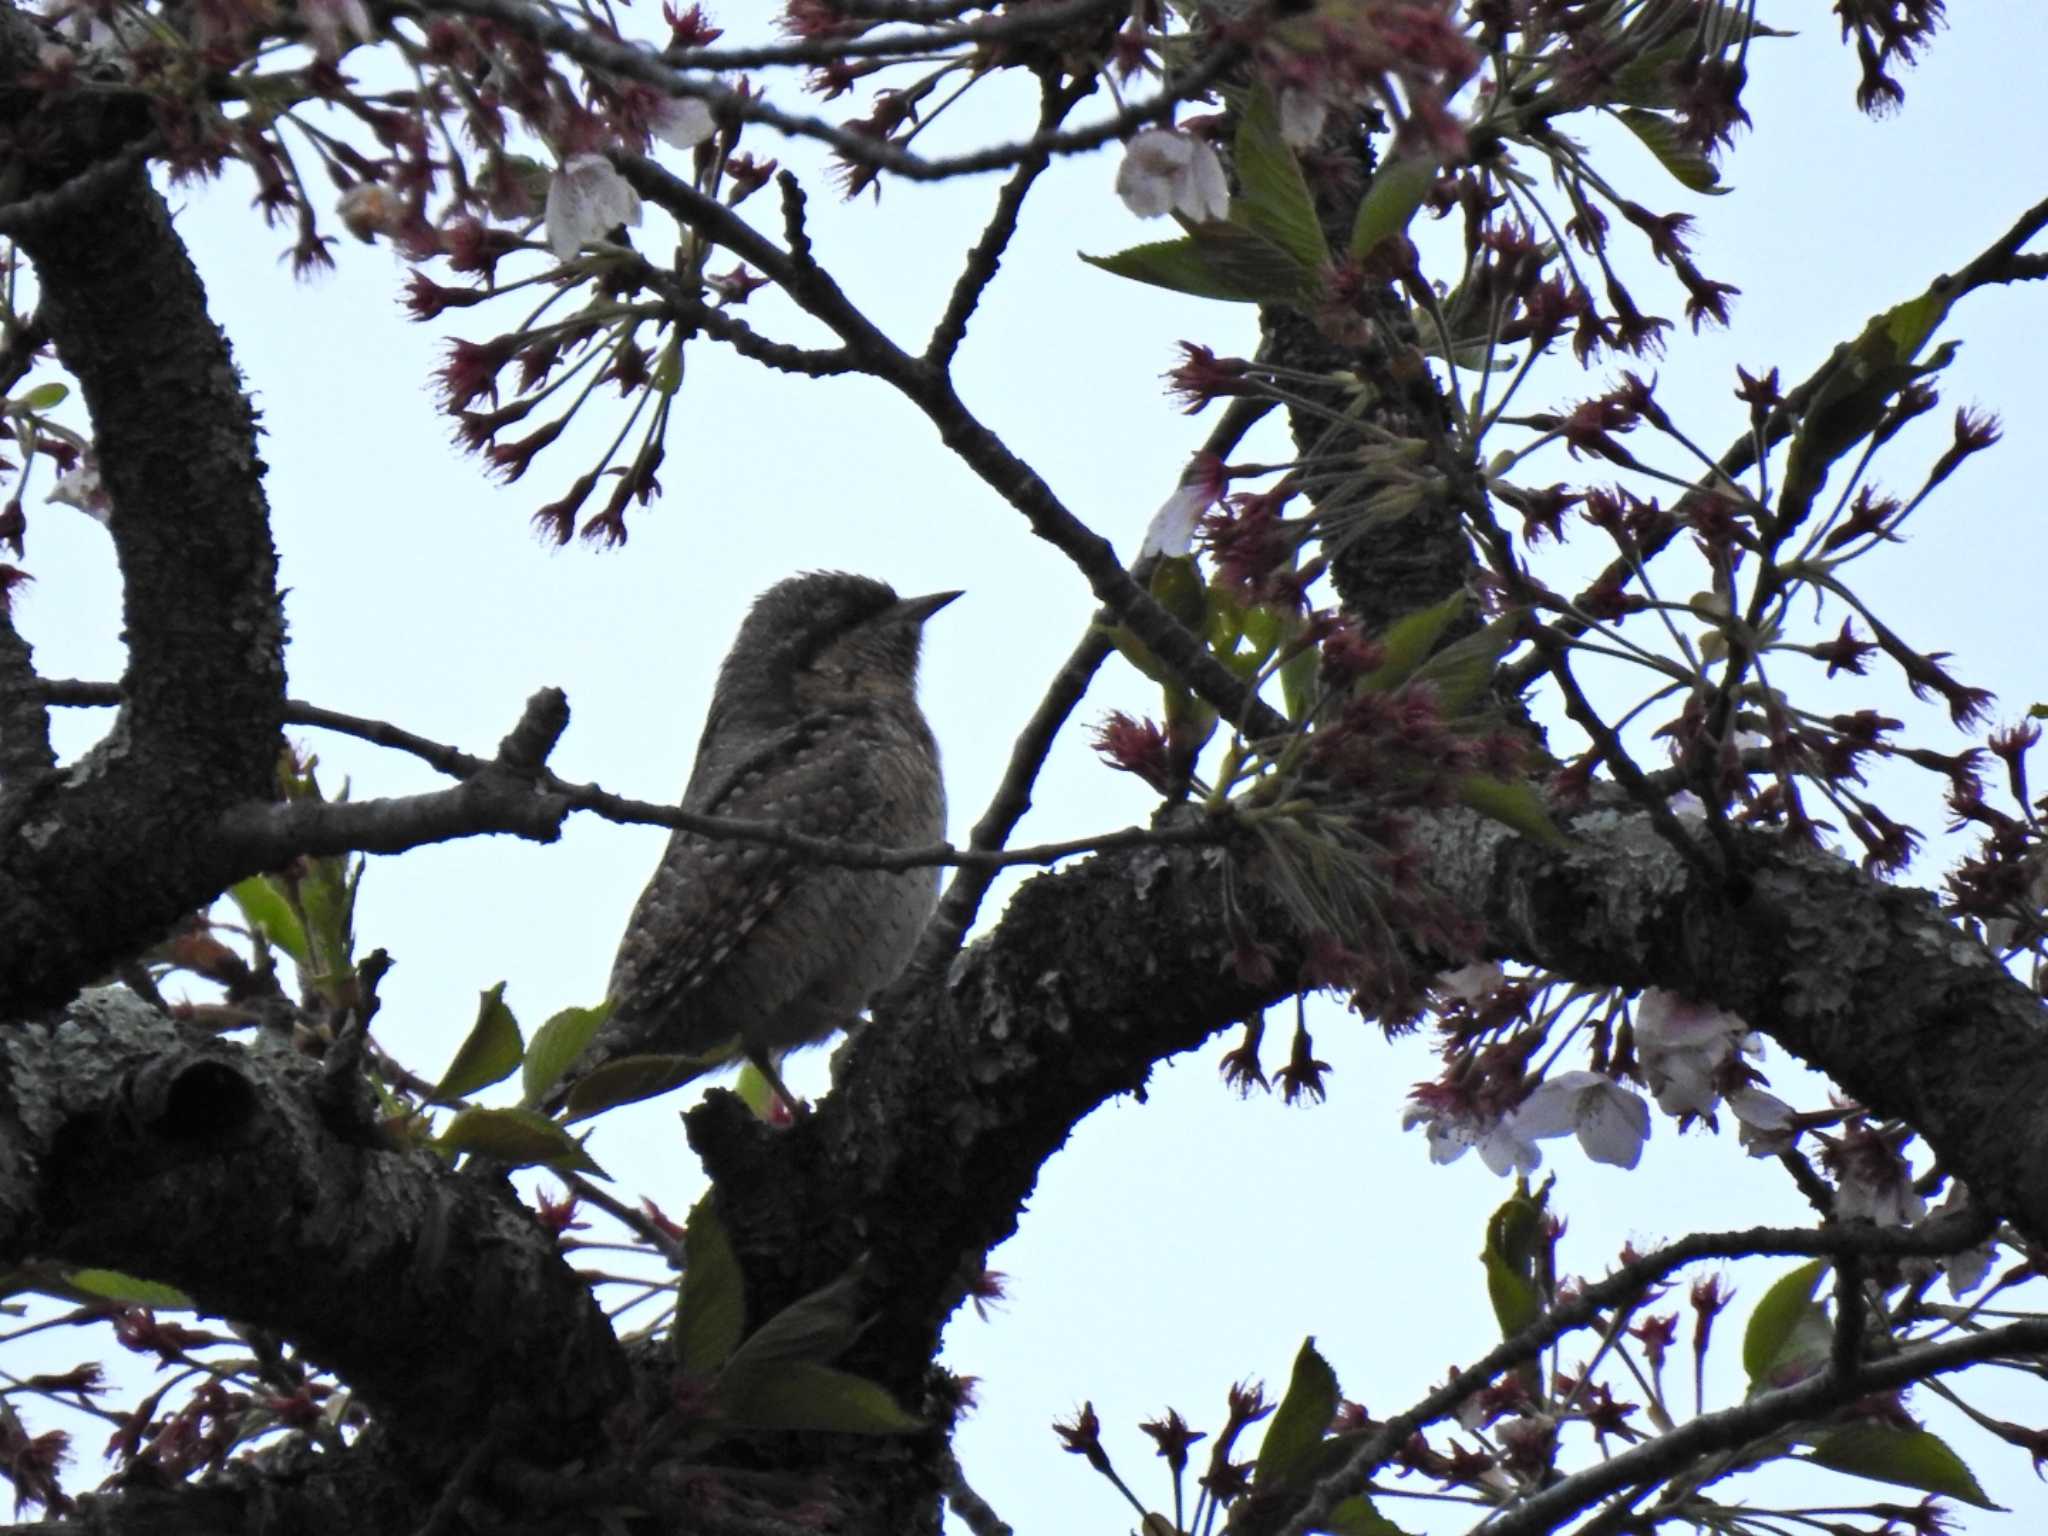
left=714, top=571, right=959, bottom=717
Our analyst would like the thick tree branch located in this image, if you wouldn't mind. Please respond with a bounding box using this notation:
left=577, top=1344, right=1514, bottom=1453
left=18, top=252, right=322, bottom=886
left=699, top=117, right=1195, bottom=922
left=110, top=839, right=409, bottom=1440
left=0, top=68, right=286, bottom=1014
left=0, top=609, right=53, bottom=783
left=0, top=989, right=629, bottom=1460
left=680, top=798, right=2048, bottom=1525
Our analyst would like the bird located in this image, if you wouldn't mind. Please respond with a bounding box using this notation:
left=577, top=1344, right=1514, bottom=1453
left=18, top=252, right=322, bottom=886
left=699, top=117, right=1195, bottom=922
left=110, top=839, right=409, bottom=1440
left=550, top=571, right=956, bottom=1119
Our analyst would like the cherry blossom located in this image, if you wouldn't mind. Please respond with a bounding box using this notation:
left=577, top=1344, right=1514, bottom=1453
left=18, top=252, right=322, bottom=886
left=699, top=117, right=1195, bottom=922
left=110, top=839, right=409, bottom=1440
left=652, top=97, right=716, bottom=150
left=47, top=459, right=109, bottom=524
left=1435, top=961, right=1505, bottom=1004
left=1511, top=1071, right=1651, bottom=1169
left=1633, top=988, right=1751, bottom=1117
left=1402, top=1094, right=1540, bottom=1176
left=545, top=155, right=643, bottom=262
left=1139, top=453, right=1226, bottom=558
left=1115, top=129, right=1229, bottom=222
left=1728, top=1085, right=1799, bottom=1157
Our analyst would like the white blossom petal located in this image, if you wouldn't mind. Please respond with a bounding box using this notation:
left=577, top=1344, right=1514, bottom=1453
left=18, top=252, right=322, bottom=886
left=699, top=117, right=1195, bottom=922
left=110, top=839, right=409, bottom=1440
left=1476, top=1122, right=1542, bottom=1177
left=1435, top=961, right=1504, bottom=1004
left=48, top=459, right=110, bottom=525
left=1834, top=1166, right=1925, bottom=1227
left=1508, top=1072, right=1595, bottom=1140
left=1644, top=1046, right=1722, bottom=1118
left=545, top=155, right=643, bottom=261
left=1139, top=457, right=1224, bottom=559
left=1728, top=1086, right=1798, bottom=1157
left=1178, top=138, right=1230, bottom=222
left=653, top=97, right=716, bottom=150
left=1511, top=1071, right=1649, bottom=1169
left=1636, top=989, right=1746, bottom=1050
left=1573, top=1081, right=1651, bottom=1168
left=1115, top=130, right=1229, bottom=222
left=1115, top=129, right=1192, bottom=218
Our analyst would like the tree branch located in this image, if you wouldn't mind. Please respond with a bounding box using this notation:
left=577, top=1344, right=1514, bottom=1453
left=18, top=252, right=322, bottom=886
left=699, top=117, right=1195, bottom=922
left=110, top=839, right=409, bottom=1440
left=925, top=72, right=1091, bottom=368
left=0, top=989, right=629, bottom=1461
left=0, top=608, right=53, bottom=785
left=1266, top=1209, right=1997, bottom=1536
left=433, top=0, right=1244, bottom=183
left=0, top=48, right=287, bottom=1015
left=1472, top=1319, right=2048, bottom=1536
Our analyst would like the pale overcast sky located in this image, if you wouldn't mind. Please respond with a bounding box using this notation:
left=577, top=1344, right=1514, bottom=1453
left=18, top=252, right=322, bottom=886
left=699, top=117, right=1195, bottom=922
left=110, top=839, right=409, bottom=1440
left=19, top=6, right=2048, bottom=1531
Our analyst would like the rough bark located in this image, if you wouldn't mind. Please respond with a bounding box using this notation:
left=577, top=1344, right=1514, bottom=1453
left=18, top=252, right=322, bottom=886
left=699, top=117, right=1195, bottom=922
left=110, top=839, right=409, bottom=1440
left=1, top=5, right=2044, bottom=1533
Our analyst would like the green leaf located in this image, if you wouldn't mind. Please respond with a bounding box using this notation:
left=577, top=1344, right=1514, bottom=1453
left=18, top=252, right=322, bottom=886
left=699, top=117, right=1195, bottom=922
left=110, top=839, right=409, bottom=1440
left=1742, top=1258, right=1829, bottom=1386
left=1081, top=238, right=1265, bottom=303
left=1279, top=643, right=1320, bottom=723
left=1349, top=153, right=1438, bottom=259
left=718, top=1362, right=922, bottom=1434
left=228, top=876, right=309, bottom=967
left=676, top=1196, right=746, bottom=1377
left=1184, top=221, right=1320, bottom=303
left=1779, top=308, right=1958, bottom=521
left=1484, top=1182, right=1552, bottom=1346
left=1484, top=1246, right=1544, bottom=1340
left=1255, top=1338, right=1341, bottom=1487
left=652, top=333, right=684, bottom=395
left=1233, top=83, right=1329, bottom=271
left=560, top=1051, right=721, bottom=1122
left=432, top=983, right=524, bottom=1102
left=17, top=382, right=68, bottom=412
left=1801, top=1423, right=2000, bottom=1509
left=1456, top=774, right=1569, bottom=849
left=437, top=1106, right=606, bottom=1176
left=521, top=1002, right=611, bottom=1108
left=1615, top=107, right=1725, bottom=194
left=1325, top=1495, right=1415, bottom=1536
left=294, top=852, right=358, bottom=992
left=1408, top=616, right=1520, bottom=718
left=66, top=1268, right=193, bottom=1309
left=1151, top=554, right=1210, bottom=635
left=1361, top=593, right=1467, bottom=693
left=724, top=1269, right=868, bottom=1377
left=731, top=1058, right=788, bottom=1118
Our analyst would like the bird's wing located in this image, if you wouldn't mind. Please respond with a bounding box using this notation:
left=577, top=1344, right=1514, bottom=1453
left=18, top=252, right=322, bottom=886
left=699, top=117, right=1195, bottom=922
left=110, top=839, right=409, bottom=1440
left=598, top=708, right=884, bottom=1051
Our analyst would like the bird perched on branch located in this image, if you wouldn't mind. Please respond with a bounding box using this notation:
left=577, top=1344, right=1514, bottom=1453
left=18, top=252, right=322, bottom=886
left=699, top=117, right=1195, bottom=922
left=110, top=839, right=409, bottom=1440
left=550, top=571, right=956, bottom=1118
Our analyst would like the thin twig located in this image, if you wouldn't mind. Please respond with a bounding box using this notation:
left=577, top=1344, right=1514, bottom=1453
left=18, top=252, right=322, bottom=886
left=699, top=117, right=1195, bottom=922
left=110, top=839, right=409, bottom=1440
left=926, top=73, right=1092, bottom=367
left=1499, top=190, right=2048, bottom=697
left=942, top=1450, right=1016, bottom=1536
left=1469, top=1319, right=2048, bottom=1536
left=557, top=1173, right=685, bottom=1270
left=620, top=157, right=1284, bottom=739
left=1266, top=1208, right=1996, bottom=1536
left=46, top=680, right=1240, bottom=870
left=908, top=622, right=1115, bottom=972
left=668, top=0, right=1118, bottom=72
left=433, top=0, right=1243, bottom=184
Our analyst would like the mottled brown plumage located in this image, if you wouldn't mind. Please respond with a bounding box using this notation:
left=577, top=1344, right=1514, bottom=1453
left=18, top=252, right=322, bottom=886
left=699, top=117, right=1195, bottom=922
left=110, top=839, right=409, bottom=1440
left=562, top=572, right=953, bottom=1113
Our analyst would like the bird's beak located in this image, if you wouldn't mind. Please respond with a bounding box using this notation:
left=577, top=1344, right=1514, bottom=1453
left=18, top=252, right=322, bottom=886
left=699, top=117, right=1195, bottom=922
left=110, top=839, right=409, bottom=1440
left=891, top=589, right=963, bottom=625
